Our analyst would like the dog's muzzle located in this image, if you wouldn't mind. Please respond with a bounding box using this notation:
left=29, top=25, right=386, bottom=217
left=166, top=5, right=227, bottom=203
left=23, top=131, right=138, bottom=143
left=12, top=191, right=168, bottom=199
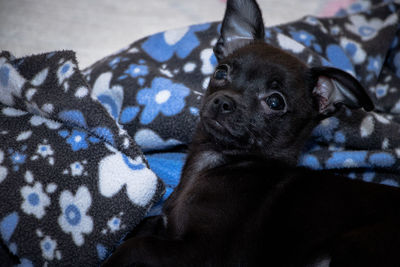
left=200, top=94, right=237, bottom=134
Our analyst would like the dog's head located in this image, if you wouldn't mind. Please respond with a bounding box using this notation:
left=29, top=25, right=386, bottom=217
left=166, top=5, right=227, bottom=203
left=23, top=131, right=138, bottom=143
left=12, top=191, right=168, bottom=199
left=198, top=0, right=373, bottom=163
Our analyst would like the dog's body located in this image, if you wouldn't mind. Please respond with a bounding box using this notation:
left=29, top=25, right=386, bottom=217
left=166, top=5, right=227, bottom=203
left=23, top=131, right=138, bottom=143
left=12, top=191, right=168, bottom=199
left=103, top=1, right=400, bottom=266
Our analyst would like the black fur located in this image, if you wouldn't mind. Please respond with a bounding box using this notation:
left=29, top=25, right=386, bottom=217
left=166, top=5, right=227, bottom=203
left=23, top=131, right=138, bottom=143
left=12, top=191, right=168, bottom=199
left=102, top=1, right=400, bottom=266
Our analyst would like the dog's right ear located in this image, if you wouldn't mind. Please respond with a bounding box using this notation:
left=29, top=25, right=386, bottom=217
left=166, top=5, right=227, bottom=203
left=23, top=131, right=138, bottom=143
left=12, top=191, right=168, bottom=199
left=214, top=0, right=265, bottom=61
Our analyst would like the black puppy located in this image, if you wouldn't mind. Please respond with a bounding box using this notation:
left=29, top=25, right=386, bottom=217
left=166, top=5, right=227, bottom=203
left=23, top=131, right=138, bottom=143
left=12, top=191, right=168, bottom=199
left=103, top=0, right=400, bottom=266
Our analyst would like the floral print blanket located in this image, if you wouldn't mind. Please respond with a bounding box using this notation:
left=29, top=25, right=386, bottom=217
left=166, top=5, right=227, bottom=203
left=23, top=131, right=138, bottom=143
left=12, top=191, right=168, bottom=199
left=0, top=51, right=164, bottom=266
left=85, top=0, right=400, bottom=193
left=2, top=0, right=400, bottom=265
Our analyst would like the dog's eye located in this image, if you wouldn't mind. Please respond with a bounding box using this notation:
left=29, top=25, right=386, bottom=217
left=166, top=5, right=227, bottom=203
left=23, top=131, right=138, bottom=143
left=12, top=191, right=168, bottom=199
left=214, top=64, right=229, bottom=80
left=266, top=93, right=285, bottom=110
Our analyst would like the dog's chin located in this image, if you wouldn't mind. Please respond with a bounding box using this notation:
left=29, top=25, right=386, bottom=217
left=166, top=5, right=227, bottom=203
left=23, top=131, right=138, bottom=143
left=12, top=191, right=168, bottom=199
left=200, top=117, right=251, bottom=148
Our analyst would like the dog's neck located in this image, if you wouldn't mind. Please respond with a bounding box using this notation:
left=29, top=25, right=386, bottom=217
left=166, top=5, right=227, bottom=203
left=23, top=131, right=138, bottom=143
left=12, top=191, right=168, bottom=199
left=189, top=149, right=225, bottom=174
left=186, top=131, right=309, bottom=172
left=184, top=136, right=305, bottom=178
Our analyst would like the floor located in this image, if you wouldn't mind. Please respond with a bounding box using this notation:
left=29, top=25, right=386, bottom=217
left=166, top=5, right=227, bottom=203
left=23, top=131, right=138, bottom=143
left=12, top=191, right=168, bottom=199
left=0, top=0, right=354, bottom=68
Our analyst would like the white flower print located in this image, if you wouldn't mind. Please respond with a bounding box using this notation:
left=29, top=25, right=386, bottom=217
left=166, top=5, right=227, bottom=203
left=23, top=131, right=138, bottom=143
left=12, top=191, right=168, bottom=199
left=30, top=115, right=62, bottom=129
left=40, top=235, right=57, bottom=260
left=70, top=161, right=84, bottom=176
left=37, top=143, right=54, bottom=158
left=345, top=13, right=397, bottom=41
left=21, top=182, right=51, bottom=219
left=0, top=149, right=7, bottom=183
left=98, top=151, right=158, bottom=206
left=340, top=38, right=366, bottom=64
left=58, top=186, right=93, bottom=246
left=57, top=60, right=75, bottom=85
left=107, top=216, right=122, bottom=233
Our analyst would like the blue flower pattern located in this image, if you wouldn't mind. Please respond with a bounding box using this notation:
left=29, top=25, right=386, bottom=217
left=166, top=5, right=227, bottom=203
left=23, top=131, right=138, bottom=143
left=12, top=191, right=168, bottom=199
left=367, top=55, right=383, bottom=76
left=312, top=117, right=340, bottom=142
left=120, top=106, right=140, bottom=124
left=325, top=44, right=356, bottom=75
left=1, top=50, right=162, bottom=265
left=10, top=151, right=27, bottom=171
left=125, top=64, right=149, bottom=78
left=290, top=30, right=315, bottom=47
left=137, top=77, right=190, bottom=124
left=84, top=2, right=400, bottom=193
left=66, top=130, right=89, bottom=151
left=142, top=23, right=211, bottom=62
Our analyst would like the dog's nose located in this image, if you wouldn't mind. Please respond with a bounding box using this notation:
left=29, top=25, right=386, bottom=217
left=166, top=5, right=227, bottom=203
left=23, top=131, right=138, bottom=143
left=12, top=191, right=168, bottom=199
left=212, top=95, right=236, bottom=114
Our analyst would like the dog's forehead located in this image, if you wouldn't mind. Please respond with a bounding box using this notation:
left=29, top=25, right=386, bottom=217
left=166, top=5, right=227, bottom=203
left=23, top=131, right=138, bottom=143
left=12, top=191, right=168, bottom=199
left=231, top=42, right=307, bottom=74
left=222, top=42, right=309, bottom=94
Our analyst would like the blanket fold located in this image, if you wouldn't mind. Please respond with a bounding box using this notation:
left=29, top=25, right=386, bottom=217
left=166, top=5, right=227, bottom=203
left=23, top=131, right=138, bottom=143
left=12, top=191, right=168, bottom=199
left=0, top=50, right=164, bottom=266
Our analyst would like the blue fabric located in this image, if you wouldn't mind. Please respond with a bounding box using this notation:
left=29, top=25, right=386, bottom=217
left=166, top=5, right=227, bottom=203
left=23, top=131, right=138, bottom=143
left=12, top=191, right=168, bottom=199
left=146, top=153, right=186, bottom=216
left=85, top=0, right=400, bottom=187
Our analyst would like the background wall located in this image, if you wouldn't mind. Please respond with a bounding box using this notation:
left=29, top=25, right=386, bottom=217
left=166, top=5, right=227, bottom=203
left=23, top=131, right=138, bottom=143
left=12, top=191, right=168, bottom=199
left=0, top=0, right=355, bottom=68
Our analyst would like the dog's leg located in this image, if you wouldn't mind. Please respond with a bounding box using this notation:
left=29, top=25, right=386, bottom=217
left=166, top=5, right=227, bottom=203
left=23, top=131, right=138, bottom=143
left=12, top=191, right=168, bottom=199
left=330, top=221, right=400, bottom=267
left=102, top=236, right=199, bottom=267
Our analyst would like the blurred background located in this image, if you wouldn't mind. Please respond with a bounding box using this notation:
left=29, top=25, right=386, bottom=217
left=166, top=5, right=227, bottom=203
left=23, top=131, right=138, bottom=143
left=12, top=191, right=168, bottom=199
left=0, top=0, right=355, bottom=68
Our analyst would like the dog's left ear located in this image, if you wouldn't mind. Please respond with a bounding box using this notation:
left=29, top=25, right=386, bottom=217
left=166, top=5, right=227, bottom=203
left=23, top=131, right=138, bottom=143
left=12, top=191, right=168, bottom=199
left=214, top=0, right=265, bottom=61
left=311, top=67, right=374, bottom=117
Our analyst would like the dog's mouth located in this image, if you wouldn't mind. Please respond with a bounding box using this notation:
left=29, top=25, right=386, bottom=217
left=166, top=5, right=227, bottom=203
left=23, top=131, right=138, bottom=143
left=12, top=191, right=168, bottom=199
left=201, top=116, right=245, bottom=141
left=201, top=117, right=226, bottom=134
left=200, top=116, right=256, bottom=152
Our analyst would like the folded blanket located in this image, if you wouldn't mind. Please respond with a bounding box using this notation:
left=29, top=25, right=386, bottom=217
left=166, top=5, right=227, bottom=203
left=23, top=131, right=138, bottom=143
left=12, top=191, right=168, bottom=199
left=0, top=51, right=164, bottom=266
left=85, top=0, right=400, bottom=186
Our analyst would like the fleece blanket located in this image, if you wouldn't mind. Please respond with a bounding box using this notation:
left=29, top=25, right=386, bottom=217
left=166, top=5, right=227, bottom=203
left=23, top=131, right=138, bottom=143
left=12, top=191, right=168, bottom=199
left=84, top=0, right=400, bottom=196
left=0, top=51, right=164, bottom=266
left=1, top=0, right=400, bottom=265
